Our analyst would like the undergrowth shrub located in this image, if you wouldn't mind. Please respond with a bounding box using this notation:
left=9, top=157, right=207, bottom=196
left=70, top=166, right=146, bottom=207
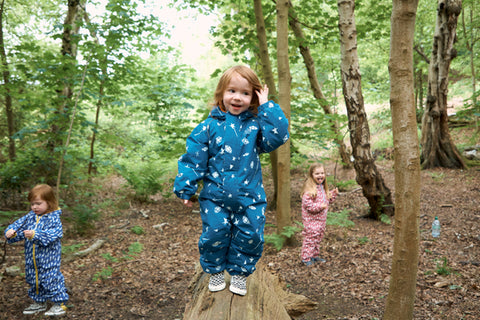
left=115, top=159, right=176, bottom=202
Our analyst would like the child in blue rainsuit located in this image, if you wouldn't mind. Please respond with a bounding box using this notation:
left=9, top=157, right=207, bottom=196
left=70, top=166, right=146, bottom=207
left=4, top=184, right=69, bottom=316
left=173, top=65, right=289, bottom=296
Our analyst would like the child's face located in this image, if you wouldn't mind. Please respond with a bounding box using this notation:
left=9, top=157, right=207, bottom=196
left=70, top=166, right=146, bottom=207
left=31, top=197, right=49, bottom=215
left=223, top=74, right=253, bottom=115
left=312, top=167, right=326, bottom=185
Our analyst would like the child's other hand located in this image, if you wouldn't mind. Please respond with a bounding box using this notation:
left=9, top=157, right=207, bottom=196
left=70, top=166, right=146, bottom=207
left=331, top=188, right=339, bottom=198
left=23, top=230, right=34, bottom=239
left=5, top=229, right=16, bottom=239
left=256, top=84, right=269, bottom=105
left=183, top=199, right=193, bottom=208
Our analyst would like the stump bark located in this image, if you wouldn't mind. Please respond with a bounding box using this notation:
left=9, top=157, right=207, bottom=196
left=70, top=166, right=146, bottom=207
left=184, top=260, right=317, bottom=320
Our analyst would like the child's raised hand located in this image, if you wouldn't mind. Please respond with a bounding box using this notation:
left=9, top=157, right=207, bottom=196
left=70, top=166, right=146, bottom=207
left=256, top=84, right=269, bottom=105
left=183, top=199, right=193, bottom=208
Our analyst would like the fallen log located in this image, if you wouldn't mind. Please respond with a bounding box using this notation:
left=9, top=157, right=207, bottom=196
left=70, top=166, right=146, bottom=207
left=184, top=259, right=317, bottom=320
left=63, top=238, right=106, bottom=263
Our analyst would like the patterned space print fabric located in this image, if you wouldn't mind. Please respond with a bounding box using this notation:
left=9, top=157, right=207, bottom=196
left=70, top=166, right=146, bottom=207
left=6, top=209, right=69, bottom=303
left=174, top=101, right=289, bottom=276
left=301, top=184, right=337, bottom=262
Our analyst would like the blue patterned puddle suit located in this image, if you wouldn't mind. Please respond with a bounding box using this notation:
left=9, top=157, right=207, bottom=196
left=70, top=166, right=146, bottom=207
left=5, top=209, right=69, bottom=303
left=174, top=101, right=289, bottom=276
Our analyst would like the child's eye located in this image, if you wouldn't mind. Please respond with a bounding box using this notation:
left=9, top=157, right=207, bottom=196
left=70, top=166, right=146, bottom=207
left=228, top=89, right=235, bottom=93
left=243, top=92, right=250, bottom=96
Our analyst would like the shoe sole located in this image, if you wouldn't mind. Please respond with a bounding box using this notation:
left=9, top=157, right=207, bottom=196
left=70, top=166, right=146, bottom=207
left=44, top=312, right=66, bottom=316
left=229, top=284, right=246, bottom=296
left=23, top=309, right=47, bottom=315
left=209, top=282, right=226, bottom=292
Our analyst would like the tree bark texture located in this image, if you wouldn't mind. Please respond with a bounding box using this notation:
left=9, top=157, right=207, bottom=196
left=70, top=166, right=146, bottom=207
left=275, top=0, right=293, bottom=241
left=49, top=0, right=82, bottom=185
left=184, top=261, right=317, bottom=320
left=254, top=0, right=279, bottom=209
left=460, top=4, right=478, bottom=131
left=0, top=0, right=15, bottom=160
left=81, top=7, right=103, bottom=176
left=420, top=0, right=466, bottom=169
left=385, top=0, right=421, bottom=318
left=288, top=5, right=351, bottom=168
left=337, top=0, right=394, bottom=219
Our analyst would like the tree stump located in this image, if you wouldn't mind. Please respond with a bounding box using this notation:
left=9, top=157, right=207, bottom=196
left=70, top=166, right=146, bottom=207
left=184, top=260, right=317, bottom=320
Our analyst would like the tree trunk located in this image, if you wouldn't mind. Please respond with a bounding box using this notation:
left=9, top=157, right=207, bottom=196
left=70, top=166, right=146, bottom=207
left=81, top=7, right=104, bottom=176
left=253, top=0, right=279, bottom=209
left=385, top=0, right=421, bottom=318
left=337, top=0, right=394, bottom=219
left=275, top=0, right=293, bottom=242
left=460, top=3, right=478, bottom=131
left=0, top=0, right=15, bottom=161
left=420, top=0, right=466, bottom=169
left=184, top=261, right=317, bottom=320
left=49, top=0, right=81, bottom=158
left=288, top=5, right=351, bottom=169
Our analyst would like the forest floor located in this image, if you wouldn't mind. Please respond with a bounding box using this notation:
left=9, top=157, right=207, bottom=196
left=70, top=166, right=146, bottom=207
left=1, top=129, right=479, bottom=319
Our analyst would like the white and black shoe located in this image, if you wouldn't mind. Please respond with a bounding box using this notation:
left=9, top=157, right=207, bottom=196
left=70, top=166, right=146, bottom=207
left=45, top=303, right=67, bottom=316
left=23, top=302, right=47, bottom=315
left=229, top=275, right=247, bottom=296
left=208, top=272, right=226, bottom=292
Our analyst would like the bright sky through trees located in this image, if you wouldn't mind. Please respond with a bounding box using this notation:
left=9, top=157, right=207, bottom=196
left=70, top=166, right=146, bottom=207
left=89, top=0, right=217, bottom=70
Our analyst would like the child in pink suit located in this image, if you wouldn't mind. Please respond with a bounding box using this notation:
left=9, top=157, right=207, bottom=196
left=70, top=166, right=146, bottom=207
left=301, top=163, right=338, bottom=266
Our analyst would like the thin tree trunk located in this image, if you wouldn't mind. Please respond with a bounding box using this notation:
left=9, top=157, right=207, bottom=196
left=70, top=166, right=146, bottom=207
left=288, top=5, right=351, bottom=168
left=253, top=0, right=279, bottom=209
left=276, top=0, right=293, bottom=243
left=88, top=82, right=103, bottom=176
left=81, top=7, right=104, bottom=176
left=50, top=0, right=81, bottom=155
left=337, top=0, right=394, bottom=219
left=461, top=4, right=478, bottom=131
left=420, top=0, right=466, bottom=169
left=385, top=0, right=420, bottom=318
left=0, top=0, right=15, bottom=161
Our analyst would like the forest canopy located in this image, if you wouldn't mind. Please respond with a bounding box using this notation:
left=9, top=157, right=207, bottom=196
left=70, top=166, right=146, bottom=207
left=0, top=0, right=478, bottom=216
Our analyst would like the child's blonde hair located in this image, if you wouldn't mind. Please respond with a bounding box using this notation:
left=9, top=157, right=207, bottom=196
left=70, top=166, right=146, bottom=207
left=213, top=65, right=263, bottom=114
left=301, top=163, right=329, bottom=198
left=28, top=184, right=58, bottom=214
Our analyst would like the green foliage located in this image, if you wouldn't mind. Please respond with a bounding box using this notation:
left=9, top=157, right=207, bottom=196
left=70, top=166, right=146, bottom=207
left=101, top=253, right=119, bottom=263
left=92, top=266, right=114, bottom=282
left=115, top=159, right=177, bottom=201
left=61, top=243, right=86, bottom=255
left=334, top=179, right=358, bottom=192
left=358, top=236, right=371, bottom=245
left=380, top=214, right=391, bottom=225
left=428, top=171, right=445, bottom=182
left=327, top=209, right=355, bottom=228
left=68, top=204, right=100, bottom=236
left=126, top=241, right=144, bottom=258
left=264, top=221, right=303, bottom=251
left=130, top=225, right=144, bottom=235
left=93, top=242, right=144, bottom=281
left=0, top=211, right=25, bottom=228
left=435, top=257, right=453, bottom=276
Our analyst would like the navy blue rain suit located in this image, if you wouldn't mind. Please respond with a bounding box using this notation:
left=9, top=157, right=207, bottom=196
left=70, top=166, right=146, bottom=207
left=5, top=209, right=69, bottom=303
left=174, top=101, right=289, bottom=276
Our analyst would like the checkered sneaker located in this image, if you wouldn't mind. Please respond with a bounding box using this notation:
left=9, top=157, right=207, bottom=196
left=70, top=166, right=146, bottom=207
left=208, top=272, right=226, bottom=292
left=229, top=275, right=247, bottom=296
